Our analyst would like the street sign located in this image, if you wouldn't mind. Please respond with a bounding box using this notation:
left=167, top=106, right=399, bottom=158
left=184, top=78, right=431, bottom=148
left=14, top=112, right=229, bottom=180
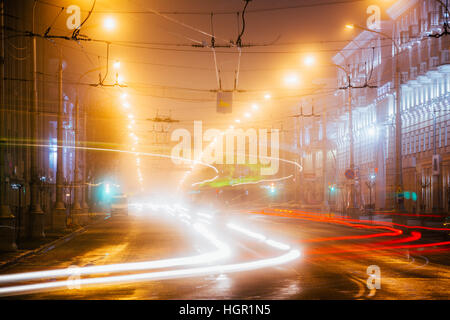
left=432, top=154, right=441, bottom=175
left=216, top=91, right=233, bottom=114
left=345, top=169, right=355, bottom=180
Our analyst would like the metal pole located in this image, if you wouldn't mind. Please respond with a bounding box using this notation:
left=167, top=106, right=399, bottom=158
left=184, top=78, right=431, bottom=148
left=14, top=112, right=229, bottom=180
left=431, top=104, right=441, bottom=212
left=347, top=75, right=357, bottom=213
left=394, top=47, right=405, bottom=212
left=322, top=111, right=328, bottom=211
left=30, top=0, right=44, bottom=238
left=349, top=25, right=404, bottom=213
left=0, top=0, right=10, bottom=216
left=55, top=48, right=65, bottom=211
left=72, top=95, right=81, bottom=213
left=82, top=104, right=89, bottom=211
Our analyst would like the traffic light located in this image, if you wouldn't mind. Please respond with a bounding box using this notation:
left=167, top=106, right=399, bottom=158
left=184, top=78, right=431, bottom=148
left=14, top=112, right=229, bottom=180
left=269, top=183, right=276, bottom=194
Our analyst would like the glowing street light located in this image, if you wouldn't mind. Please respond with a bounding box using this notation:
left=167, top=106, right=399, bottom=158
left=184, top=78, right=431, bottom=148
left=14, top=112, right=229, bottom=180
left=121, top=93, right=127, bottom=100
left=252, top=103, right=259, bottom=111
left=128, top=114, right=134, bottom=119
left=345, top=24, right=355, bottom=29
left=235, top=119, right=241, bottom=123
left=368, top=126, right=377, bottom=137
left=284, top=73, right=299, bottom=86
left=244, top=112, right=251, bottom=118
left=113, top=60, right=121, bottom=69
left=103, top=17, right=116, bottom=31
left=264, top=93, right=271, bottom=100
left=117, top=74, right=124, bottom=85
left=303, top=55, right=315, bottom=66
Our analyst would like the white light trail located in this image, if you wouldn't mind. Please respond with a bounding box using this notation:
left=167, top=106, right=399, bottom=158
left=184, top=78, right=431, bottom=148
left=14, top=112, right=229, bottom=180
left=227, top=223, right=266, bottom=242
left=0, top=204, right=300, bottom=297
left=196, top=212, right=213, bottom=219
left=0, top=250, right=300, bottom=297
left=6, top=143, right=220, bottom=189
left=0, top=221, right=230, bottom=286
left=230, top=175, right=294, bottom=187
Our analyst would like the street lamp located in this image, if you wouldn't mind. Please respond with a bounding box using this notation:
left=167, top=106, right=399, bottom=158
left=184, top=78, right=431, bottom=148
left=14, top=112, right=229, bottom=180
left=303, top=55, right=315, bottom=67
left=103, top=17, right=116, bottom=31
left=368, top=126, right=377, bottom=137
left=303, top=56, right=358, bottom=214
left=346, top=23, right=404, bottom=212
left=284, top=73, right=300, bottom=86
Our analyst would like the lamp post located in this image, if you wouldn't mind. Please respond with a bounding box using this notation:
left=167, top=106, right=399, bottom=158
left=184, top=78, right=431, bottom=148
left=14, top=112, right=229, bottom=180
left=30, top=0, right=44, bottom=238
left=337, top=64, right=358, bottom=215
left=346, top=23, right=404, bottom=213
left=303, top=57, right=357, bottom=214
left=53, top=47, right=66, bottom=231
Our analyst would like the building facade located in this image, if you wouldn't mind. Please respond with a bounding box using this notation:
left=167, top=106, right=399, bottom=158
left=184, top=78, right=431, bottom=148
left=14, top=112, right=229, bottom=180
left=328, top=0, right=450, bottom=215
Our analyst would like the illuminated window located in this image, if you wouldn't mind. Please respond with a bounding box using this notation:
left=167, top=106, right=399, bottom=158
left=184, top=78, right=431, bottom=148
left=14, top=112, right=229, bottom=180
left=414, top=135, right=420, bottom=153
left=446, top=125, right=448, bottom=146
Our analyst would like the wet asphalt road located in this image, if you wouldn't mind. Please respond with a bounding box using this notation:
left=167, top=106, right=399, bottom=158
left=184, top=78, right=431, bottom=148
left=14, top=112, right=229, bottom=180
left=0, top=209, right=449, bottom=299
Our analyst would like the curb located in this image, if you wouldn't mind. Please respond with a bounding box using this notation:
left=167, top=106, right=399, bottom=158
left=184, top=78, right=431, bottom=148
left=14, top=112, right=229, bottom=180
left=0, top=214, right=111, bottom=271
left=0, top=226, right=86, bottom=271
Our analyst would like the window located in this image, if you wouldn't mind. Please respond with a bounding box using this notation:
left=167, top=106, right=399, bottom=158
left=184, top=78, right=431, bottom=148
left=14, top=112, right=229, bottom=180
left=408, top=135, right=411, bottom=155
left=424, top=131, right=428, bottom=151
left=439, top=126, right=442, bottom=148
left=414, top=134, right=417, bottom=153
left=428, top=130, right=431, bottom=150
left=402, top=137, right=408, bottom=155
left=418, top=133, right=421, bottom=152
left=446, top=125, right=448, bottom=146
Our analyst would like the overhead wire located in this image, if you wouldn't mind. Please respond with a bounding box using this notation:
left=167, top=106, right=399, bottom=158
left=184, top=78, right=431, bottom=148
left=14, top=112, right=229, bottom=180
left=210, top=12, right=221, bottom=90
left=36, top=0, right=368, bottom=15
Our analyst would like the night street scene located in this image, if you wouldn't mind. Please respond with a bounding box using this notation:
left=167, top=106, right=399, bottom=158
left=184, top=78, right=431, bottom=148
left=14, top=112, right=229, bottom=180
left=1, top=0, right=450, bottom=306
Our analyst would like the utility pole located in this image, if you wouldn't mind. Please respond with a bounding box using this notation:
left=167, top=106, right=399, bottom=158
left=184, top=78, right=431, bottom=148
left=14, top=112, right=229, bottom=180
left=0, top=0, right=10, bottom=218
left=72, top=95, right=82, bottom=224
left=30, top=0, right=44, bottom=238
left=82, top=107, right=89, bottom=213
left=347, top=76, right=358, bottom=215
left=393, top=45, right=405, bottom=213
left=431, top=106, right=442, bottom=213
left=0, top=0, right=17, bottom=251
left=53, top=47, right=66, bottom=230
left=322, top=111, right=328, bottom=213
left=347, top=24, right=404, bottom=213
left=332, top=60, right=377, bottom=217
left=291, top=104, right=321, bottom=207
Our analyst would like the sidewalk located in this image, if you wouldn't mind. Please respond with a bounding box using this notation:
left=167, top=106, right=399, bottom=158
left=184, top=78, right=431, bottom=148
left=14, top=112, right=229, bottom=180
left=0, top=212, right=110, bottom=270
